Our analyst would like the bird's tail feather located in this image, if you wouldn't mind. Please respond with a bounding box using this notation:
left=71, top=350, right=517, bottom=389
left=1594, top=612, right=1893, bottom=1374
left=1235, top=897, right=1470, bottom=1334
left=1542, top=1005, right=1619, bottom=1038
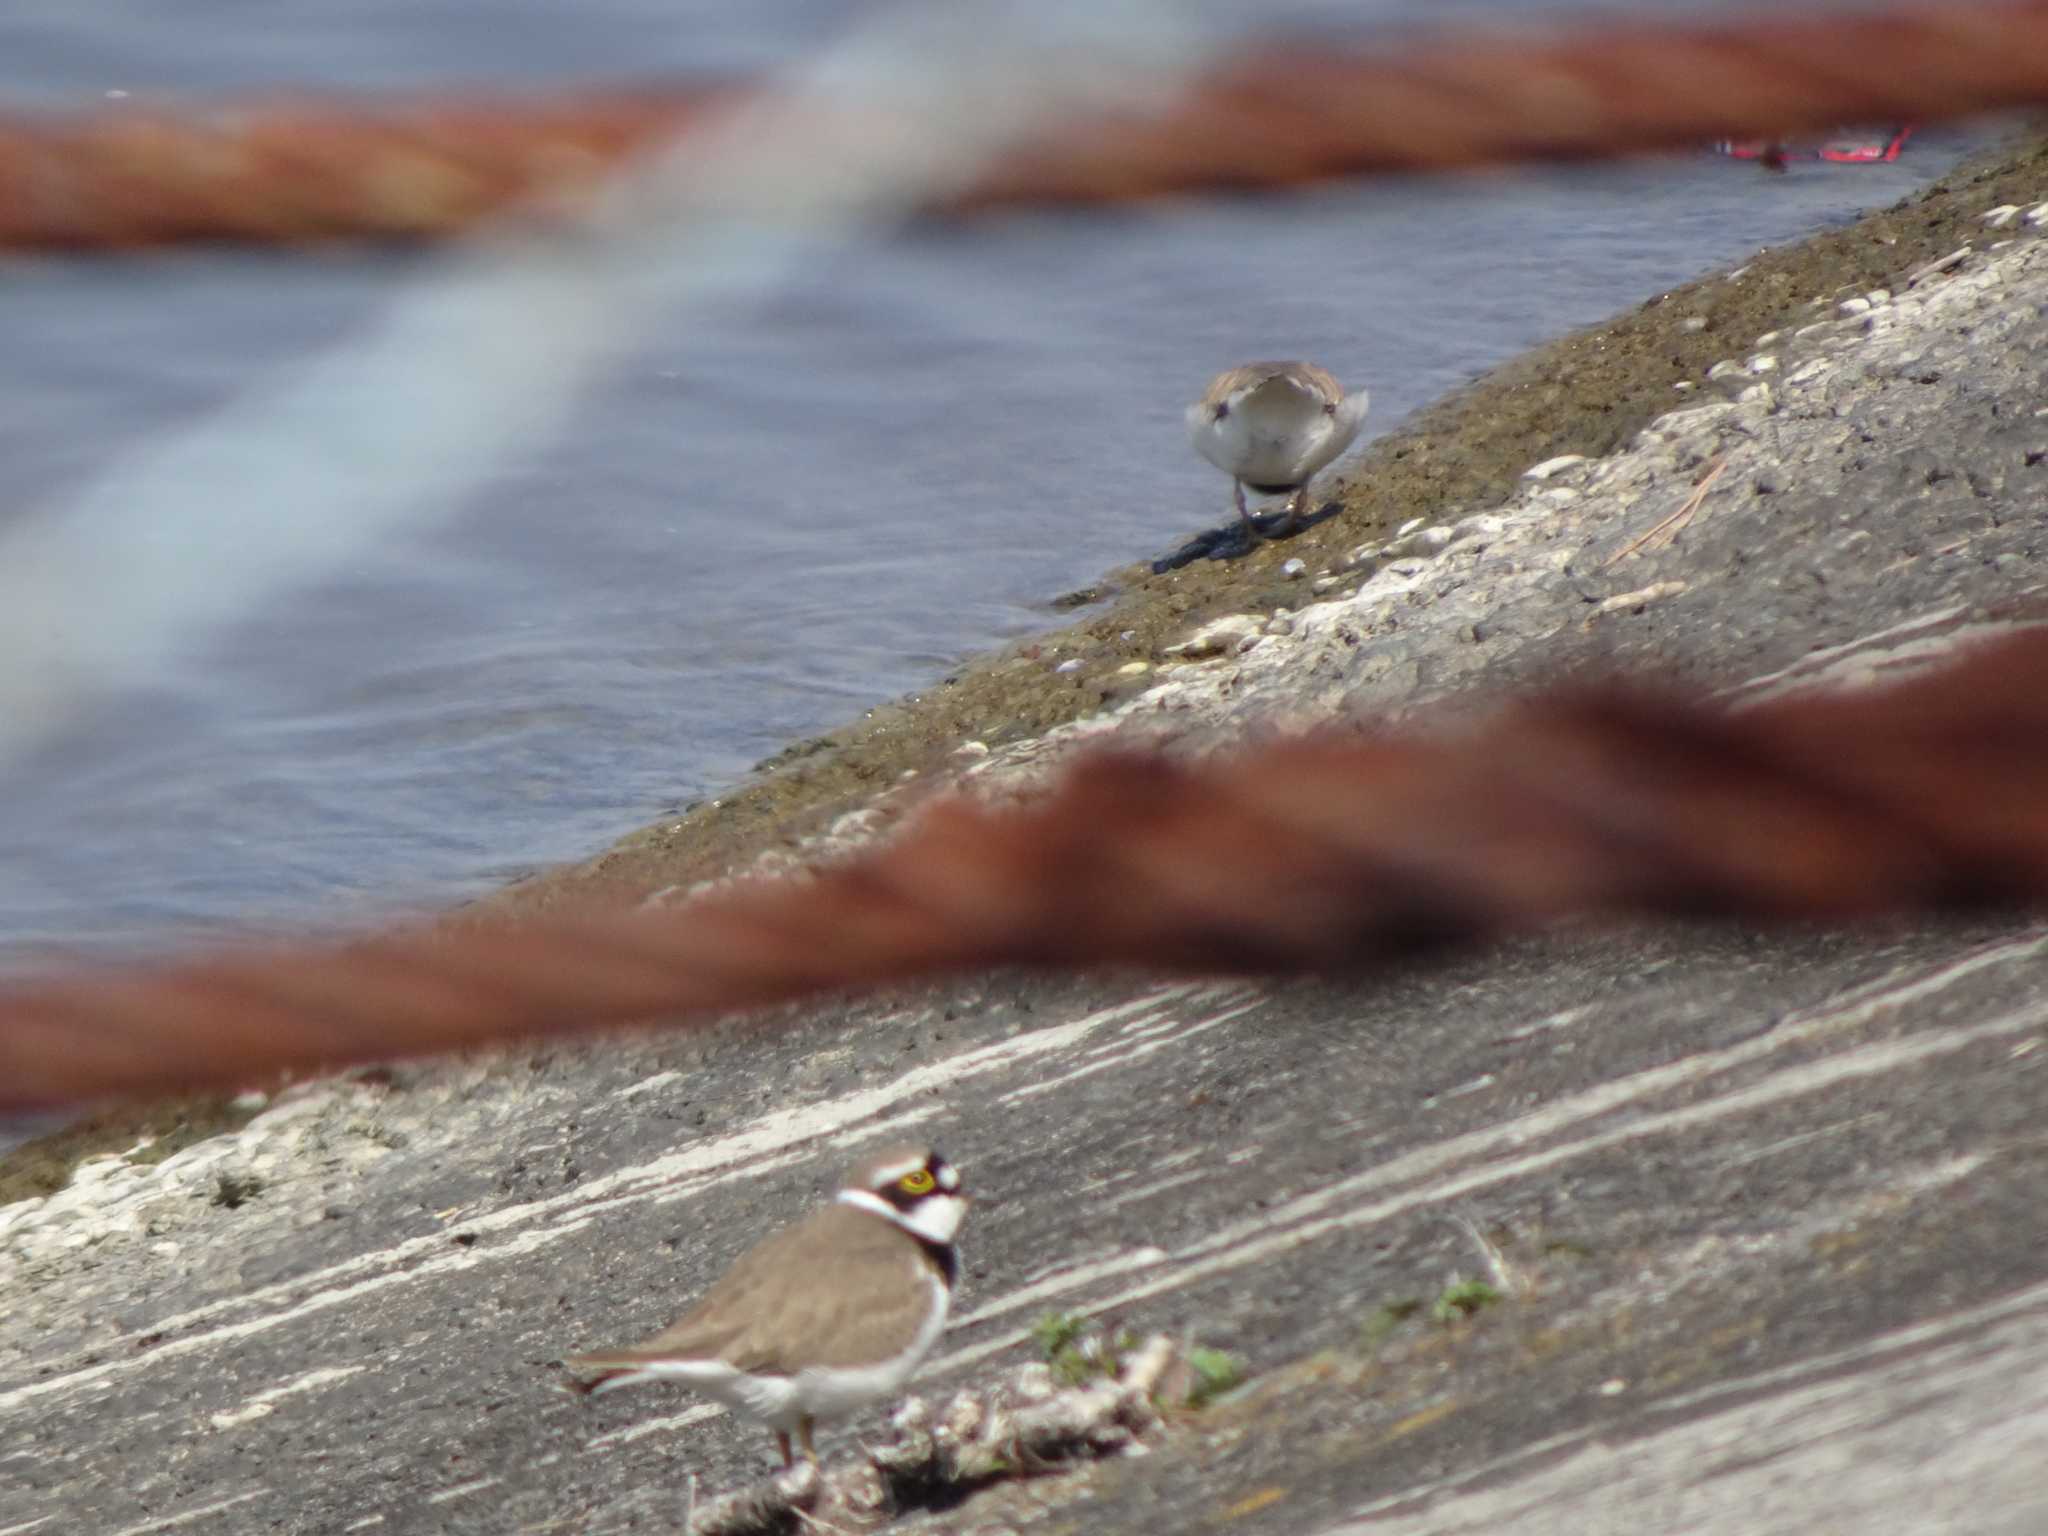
left=559, top=1357, right=640, bottom=1397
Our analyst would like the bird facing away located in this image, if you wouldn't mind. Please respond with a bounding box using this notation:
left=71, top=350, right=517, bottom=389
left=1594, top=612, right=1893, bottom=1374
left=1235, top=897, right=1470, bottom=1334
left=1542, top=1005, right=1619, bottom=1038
left=562, top=1145, right=968, bottom=1467
left=1187, top=361, right=1369, bottom=538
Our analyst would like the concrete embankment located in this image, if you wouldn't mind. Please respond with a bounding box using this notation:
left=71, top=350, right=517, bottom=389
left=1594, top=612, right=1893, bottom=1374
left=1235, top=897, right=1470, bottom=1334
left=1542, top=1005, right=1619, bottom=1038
left=4, top=132, right=2048, bottom=1536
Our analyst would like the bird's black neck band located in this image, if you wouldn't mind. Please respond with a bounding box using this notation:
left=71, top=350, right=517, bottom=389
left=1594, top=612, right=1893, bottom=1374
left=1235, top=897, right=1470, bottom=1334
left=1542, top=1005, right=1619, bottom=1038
left=919, top=1237, right=960, bottom=1289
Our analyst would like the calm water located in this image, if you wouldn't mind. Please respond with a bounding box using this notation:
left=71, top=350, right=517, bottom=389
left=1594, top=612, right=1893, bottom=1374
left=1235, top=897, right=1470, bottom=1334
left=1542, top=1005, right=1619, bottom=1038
left=0, top=1, right=1989, bottom=958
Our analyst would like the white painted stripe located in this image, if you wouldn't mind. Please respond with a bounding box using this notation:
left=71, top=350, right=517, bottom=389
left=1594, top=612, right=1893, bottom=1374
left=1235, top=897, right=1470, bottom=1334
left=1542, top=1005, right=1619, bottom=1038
left=825, top=1110, right=935, bottom=1151
left=559, top=945, right=2045, bottom=1459
left=1328, top=1272, right=2048, bottom=1533
left=104, top=1490, right=264, bottom=1536
left=1726, top=602, right=1969, bottom=700
left=612, top=1071, right=685, bottom=1101
left=928, top=946, right=2048, bottom=1378
left=1711, top=1111, right=1884, bottom=1171
left=425, top=1477, right=500, bottom=1505
left=16, top=935, right=2039, bottom=1454
left=1070, top=998, right=2048, bottom=1322
left=0, top=985, right=1201, bottom=1416
left=208, top=1364, right=367, bottom=1429
left=1001, top=997, right=1265, bottom=1102
left=1732, top=613, right=2046, bottom=707
left=0, top=1216, right=598, bottom=1418
left=1103, top=1168, right=1205, bottom=1210
left=1497, top=1004, right=1594, bottom=1043
left=955, top=1247, right=1171, bottom=1328
left=588, top=1401, right=725, bottom=1450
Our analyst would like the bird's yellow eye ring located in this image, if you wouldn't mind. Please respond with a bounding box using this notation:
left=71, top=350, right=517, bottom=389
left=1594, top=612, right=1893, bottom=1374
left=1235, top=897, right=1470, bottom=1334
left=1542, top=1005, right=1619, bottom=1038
left=899, top=1169, right=937, bottom=1195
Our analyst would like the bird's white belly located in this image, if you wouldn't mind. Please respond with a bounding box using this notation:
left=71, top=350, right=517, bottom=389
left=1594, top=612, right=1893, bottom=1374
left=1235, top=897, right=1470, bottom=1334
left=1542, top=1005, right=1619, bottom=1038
left=1192, top=412, right=1342, bottom=487
left=591, top=1275, right=951, bottom=1436
left=792, top=1274, right=951, bottom=1425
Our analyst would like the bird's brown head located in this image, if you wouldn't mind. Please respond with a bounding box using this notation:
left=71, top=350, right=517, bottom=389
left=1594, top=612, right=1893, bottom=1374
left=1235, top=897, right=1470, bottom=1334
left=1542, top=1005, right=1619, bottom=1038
left=841, top=1144, right=969, bottom=1245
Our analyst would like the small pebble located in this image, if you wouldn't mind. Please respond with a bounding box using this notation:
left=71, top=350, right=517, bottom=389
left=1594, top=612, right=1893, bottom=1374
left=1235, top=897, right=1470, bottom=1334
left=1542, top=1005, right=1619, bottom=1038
left=1116, top=661, right=1150, bottom=676
left=942, top=1391, right=985, bottom=1442
left=1394, top=516, right=1426, bottom=538
left=1837, top=297, right=1872, bottom=317
left=1746, top=353, right=1778, bottom=374
left=1679, top=316, right=1708, bottom=333
left=1983, top=204, right=2022, bottom=229
left=1736, top=383, right=1774, bottom=407
left=1310, top=576, right=1342, bottom=595
left=890, top=1397, right=932, bottom=1433
left=1053, top=658, right=1082, bottom=675
left=1673, top=380, right=1695, bottom=392
left=1594, top=579, right=1689, bottom=616
left=1264, top=617, right=1294, bottom=636
left=1451, top=513, right=1506, bottom=545
left=1753, top=330, right=1780, bottom=347
left=1705, top=359, right=1747, bottom=381
left=1234, top=634, right=1263, bottom=656
left=1384, top=524, right=1454, bottom=559
left=1280, top=558, right=1307, bottom=579
left=1866, top=288, right=1892, bottom=304
left=954, top=740, right=990, bottom=758
left=1165, top=614, right=1263, bottom=659
left=1010, top=1364, right=1058, bottom=1403
left=1523, top=453, right=1589, bottom=481
left=2026, top=202, right=2048, bottom=228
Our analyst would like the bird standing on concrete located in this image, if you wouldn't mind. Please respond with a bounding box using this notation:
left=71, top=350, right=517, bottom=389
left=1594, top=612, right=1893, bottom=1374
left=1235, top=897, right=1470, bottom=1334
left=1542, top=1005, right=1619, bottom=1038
left=562, top=1145, right=969, bottom=1467
left=1187, top=361, right=1368, bottom=538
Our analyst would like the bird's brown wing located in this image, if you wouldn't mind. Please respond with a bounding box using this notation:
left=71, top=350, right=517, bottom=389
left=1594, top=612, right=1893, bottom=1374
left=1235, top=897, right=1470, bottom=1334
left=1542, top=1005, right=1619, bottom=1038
left=1283, top=361, right=1343, bottom=400
left=572, top=1205, right=941, bottom=1376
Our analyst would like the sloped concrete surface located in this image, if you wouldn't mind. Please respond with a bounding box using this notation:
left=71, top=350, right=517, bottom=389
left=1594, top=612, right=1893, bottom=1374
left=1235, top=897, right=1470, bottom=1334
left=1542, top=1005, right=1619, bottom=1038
left=6, top=198, right=2048, bottom=1536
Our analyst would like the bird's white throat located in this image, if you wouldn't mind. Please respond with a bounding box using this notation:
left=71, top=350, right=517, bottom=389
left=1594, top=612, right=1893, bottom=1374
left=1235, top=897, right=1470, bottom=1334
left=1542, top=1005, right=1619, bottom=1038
left=838, top=1187, right=968, bottom=1246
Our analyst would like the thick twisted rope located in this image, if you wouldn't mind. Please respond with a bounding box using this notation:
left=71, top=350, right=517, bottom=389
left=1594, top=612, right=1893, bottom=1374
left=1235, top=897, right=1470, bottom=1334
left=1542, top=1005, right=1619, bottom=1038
left=0, top=0, right=2044, bottom=251
left=4, top=627, right=2047, bottom=1110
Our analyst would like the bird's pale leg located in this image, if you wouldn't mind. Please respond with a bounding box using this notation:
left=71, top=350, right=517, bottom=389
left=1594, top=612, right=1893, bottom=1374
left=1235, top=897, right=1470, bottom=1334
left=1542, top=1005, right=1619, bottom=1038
left=790, top=1506, right=854, bottom=1536
left=798, top=1415, right=819, bottom=1465
left=776, top=1430, right=795, bottom=1468
left=1234, top=480, right=1265, bottom=541
left=1269, top=487, right=1309, bottom=537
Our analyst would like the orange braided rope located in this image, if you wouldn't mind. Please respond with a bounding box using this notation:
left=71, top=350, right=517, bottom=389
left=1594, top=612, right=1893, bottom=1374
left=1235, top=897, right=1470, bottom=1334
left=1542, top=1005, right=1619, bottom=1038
left=0, top=1, right=2043, bottom=251
left=4, top=626, right=2047, bottom=1109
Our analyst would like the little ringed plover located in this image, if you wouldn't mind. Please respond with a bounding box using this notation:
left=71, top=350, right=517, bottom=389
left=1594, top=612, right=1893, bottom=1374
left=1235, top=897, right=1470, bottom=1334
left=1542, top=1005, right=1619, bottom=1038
left=563, top=1145, right=968, bottom=1467
left=1187, top=360, right=1368, bottom=538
